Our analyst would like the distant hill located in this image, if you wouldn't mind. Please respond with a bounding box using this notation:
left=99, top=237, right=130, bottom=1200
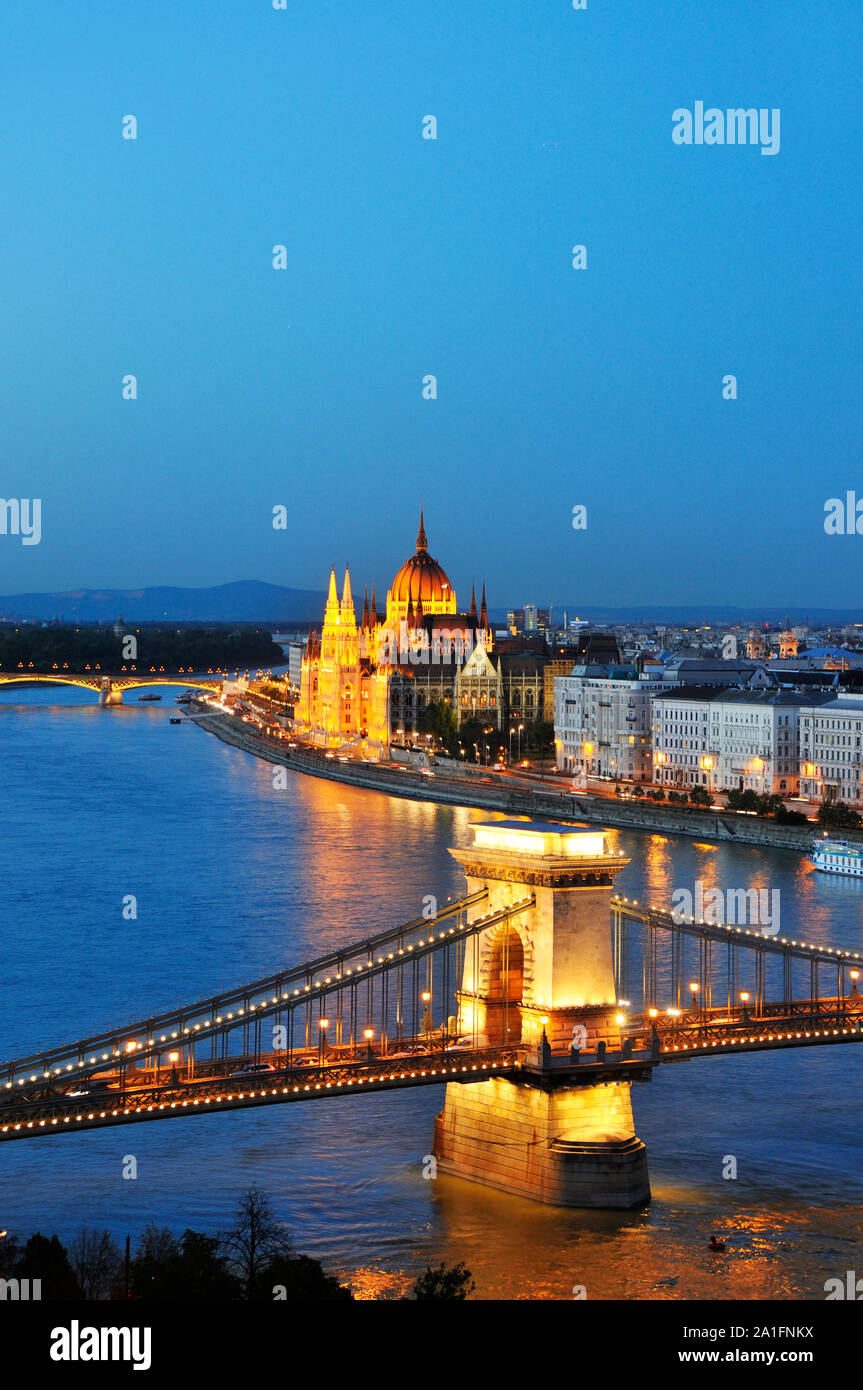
left=0, top=585, right=859, bottom=628
left=0, top=581, right=327, bottom=624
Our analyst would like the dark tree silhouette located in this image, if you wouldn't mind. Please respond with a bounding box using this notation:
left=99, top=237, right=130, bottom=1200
left=221, top=1188, right=293, bottom=1297
left=131, top=1226, right=240, bottom=1301
left=254, top=1252, right=353, bottom=1301
left=411, top=1260, right=475, bottom=1300
left=15, top=1233, right=79, bottom=1299
left=69, top=1227, right=123, bottom=1301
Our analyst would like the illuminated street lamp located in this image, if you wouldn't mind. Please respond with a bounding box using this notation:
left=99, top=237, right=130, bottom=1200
left=689, top=981, right=700, bottom=1015
left=739, top=990, right=750, bottom=1022
left=421, top=991, right=433, bottom=1037
left=318, top=1017, right=329, bottom=1062
left=363, top=1027, right=374, bottom=1062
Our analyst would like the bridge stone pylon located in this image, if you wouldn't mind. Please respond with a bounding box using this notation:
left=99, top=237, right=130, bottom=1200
left=98, top=677, right=123, bottom=706
left=433, top=820, right=651, bottom=1208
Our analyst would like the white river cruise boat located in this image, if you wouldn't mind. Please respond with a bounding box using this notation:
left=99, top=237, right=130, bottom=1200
left=809, top=838, right=863, bottom=876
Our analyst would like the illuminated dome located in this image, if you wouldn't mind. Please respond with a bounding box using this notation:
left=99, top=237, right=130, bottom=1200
left=387, top=508, right=456, bottom=617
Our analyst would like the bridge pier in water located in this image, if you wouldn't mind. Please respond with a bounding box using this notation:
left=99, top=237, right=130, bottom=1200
left=98, top=678, right=123, bottom=706
left=434, top=821, right=651, bottom=1209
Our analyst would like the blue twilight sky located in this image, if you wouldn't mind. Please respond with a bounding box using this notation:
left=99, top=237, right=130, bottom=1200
left=0, top=0, right=860, bottom=610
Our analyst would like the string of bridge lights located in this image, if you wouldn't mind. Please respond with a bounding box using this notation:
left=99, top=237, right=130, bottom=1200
left=659, top=1024, right=863, bottom=1055
left=0, top=1059, right=511, bottom=1140
left=3, top=897, right=535, bottom=1090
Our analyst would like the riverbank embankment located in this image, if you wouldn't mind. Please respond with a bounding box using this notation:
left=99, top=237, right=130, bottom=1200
left=187, top=708, right=862, bottom=857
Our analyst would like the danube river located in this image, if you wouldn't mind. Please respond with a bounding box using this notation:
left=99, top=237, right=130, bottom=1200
left=1, top=686, right=862, bottom=1300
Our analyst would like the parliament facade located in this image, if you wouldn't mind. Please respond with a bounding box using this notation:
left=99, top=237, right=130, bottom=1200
left=297, top=509, right=501, bottom=753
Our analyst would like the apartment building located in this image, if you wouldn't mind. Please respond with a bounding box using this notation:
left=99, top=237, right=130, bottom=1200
left=650, top=687, right=715, bottom=789
left=652, top=688, right=832, bottom=795
left=554, top=665, right=676, bottom=781
left=799, top=695, right=863, bottom=806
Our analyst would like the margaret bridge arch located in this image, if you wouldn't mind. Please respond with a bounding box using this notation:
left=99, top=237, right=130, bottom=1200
left=0, top=672, right=229, bottom=705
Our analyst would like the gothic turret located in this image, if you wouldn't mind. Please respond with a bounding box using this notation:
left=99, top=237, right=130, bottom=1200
left=324, top=567, right=339, bottom=623
left=340, top=566, right=355, bottom=623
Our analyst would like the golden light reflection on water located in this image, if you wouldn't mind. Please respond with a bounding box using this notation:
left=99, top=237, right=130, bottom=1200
left=345, top=1266, right=415, bottom=1302
left=644, top=835, right=675, bottom=906
left=340, top=1175, right=854, bottom=1302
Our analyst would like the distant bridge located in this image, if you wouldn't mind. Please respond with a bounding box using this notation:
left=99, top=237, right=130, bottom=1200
left=0, top=672, right=227, bottom=705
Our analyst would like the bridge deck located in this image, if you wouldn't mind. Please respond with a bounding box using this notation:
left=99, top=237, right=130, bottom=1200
left=4, top=891, right=863, bottom=1144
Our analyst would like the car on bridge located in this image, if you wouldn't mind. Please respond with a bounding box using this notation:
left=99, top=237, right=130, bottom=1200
left=66, top=1079, right=116, bottom=1098
left=230, top=1061, right=276, bottom=1078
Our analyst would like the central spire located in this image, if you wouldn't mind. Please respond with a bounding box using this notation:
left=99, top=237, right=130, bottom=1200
left=416, top=501, right=427, bottom=553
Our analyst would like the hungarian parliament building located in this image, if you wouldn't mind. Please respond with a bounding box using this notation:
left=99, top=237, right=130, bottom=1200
left=296, top=509, right=579, bottom=754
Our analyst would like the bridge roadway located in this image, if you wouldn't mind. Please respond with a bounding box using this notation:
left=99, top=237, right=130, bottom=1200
left=2, top=1001, right=863, bottom=1144
left=0, top=1042, right=531, bottom=1143
left=0, top=888, right=502, bottom=1094
left=0, top=671, right=225, bottom=692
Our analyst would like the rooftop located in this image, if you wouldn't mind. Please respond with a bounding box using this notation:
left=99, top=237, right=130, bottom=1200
left=470, top=820, right=613, bottom=858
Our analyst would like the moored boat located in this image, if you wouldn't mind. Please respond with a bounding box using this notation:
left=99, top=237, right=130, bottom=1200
left=809, top=837, right=863, bottom=876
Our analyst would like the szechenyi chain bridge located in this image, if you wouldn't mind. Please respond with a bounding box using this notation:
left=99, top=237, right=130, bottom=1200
left=3, top=819, right=863, bottom=1209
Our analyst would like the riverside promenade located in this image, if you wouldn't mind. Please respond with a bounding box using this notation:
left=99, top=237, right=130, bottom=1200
left=187, top=706, right=853, bottom=857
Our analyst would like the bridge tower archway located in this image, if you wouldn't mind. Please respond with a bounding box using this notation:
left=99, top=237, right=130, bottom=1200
left=485, top=925, right=524, bottom=1044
